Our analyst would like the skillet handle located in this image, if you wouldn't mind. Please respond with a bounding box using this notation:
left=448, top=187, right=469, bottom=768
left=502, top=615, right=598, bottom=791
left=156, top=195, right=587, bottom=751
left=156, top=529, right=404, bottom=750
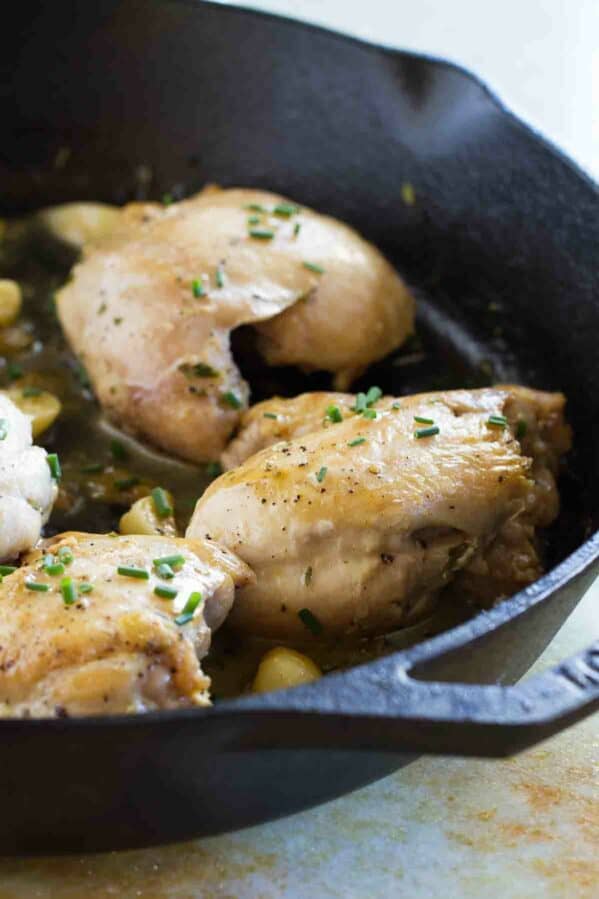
left=230, top=638, right=599, bottom=757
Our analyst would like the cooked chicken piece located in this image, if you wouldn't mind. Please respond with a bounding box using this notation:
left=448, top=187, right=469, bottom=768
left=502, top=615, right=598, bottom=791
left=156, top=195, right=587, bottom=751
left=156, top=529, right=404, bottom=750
left=189, top=386, right=569, bottom=639
left=0, top=394, right=57, bottom=562
left=56, top=187, right=413, bottom=463
left=0, top=532, right=253, bottom=718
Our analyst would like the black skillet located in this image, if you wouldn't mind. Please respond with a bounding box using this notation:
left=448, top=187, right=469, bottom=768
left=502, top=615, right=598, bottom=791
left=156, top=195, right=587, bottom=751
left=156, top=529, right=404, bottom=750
left=0, top=0, right=598, bottom=854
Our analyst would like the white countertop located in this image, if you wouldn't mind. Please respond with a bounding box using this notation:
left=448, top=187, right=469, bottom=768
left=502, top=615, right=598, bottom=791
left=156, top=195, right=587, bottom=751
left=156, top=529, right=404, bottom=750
left=0, top=3, right=596, bottom=896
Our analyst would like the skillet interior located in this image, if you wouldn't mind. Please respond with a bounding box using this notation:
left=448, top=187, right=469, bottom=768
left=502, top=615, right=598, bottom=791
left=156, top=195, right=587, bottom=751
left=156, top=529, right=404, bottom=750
left=0, top=0, right=597, bottom=852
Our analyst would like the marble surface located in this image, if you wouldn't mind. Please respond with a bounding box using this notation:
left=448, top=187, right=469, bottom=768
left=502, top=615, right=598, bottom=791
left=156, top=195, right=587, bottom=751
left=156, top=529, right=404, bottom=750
left=0, top=583, right=596, bottom=898
left=3, top=2, right=597, bottom=895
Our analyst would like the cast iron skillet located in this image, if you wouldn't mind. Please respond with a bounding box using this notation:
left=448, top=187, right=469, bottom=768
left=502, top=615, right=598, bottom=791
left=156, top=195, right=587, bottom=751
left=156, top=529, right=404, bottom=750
left=0, top=0, right=598, bottom=854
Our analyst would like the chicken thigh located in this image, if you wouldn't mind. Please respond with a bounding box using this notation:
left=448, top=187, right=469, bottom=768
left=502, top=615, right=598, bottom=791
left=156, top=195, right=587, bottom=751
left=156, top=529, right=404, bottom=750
left=189, top=386, right=569, bottom=638
left=0, top=393, right=57, bottom=562
left=0, top=532, right=253, bottom=717
left=56, top=187, right=413, bottom=463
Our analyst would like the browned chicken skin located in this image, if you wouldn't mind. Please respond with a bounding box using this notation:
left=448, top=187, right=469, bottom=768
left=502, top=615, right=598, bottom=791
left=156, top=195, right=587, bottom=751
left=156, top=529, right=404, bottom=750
left=189, top=386, right=570, bottom=639
left=56, top=188, right=414, bottom=463
left=0, top=532, right=252, bottom=718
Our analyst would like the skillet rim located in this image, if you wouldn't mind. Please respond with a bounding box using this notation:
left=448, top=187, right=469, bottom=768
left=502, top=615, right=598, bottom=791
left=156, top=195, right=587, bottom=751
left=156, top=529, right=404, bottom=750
left=0, top=0, right=597, bottom=729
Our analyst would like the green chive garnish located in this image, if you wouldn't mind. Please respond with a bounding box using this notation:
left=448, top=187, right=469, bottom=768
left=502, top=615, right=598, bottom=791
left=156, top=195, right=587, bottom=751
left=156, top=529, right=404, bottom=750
left=192, top=279, right=206, bottom=298
left=154, top=585, right=178, bottom=600
left=245, top=203, right=266, bottom=212
left=151, top=487, right=173, bottom=519
left=44, top=561, right=65, bottom=577
left=298, top=608, right=322, bottom=635
left=249, top=228, right=275, bottom=240
left=162, top=193, right=174, bottom=206
left=326, top=405, right=343, bottom=423
left=156, top=563, right=175, bottom=580
left=175, top=591, right=203, bottom=626
left=153, top=554, right=185, bottom=570
left=222, top=391, right=242, bottom=410
left=362, top=408, right=377, bottom=419
left=247, top=215, right=261, bottom=225
left=516, top=420, right=528, bottom=440
left=114, top=476, right=140, bottom=491
left=487, top=415, right=508, bottom=429
left=391, top=402, right=401, bottom=410
left=25, top=581, right=50, bottom=592
left=273, top=203, right=299, bottom=217
left=61, top=577, right=77, bottom=604
left=303, top=261, right=324, bottom=274
left=215, top=266, right=225, bottom=288
left=22, top=387, right=42, bottom=398
left=110, top=440, right=128, bottom=462
left=348, top=437, right=366, bottom=447
left=316, top=466, right=327, bottom=483
left=80, top=463, right=104, bottom=474
left=117, top=566, right=149, bottom=580
left=263, top=412, right=278, bottom=420
left=365, top=386, right=382, bottom=406
left=414, top=416, right=434, bottom=425
left=184, top=362, right=220, bottom=378
left=294, top=222, right=301, bottom=237
left=415, top=425, right=440, bottom=438
left=0, top=419, right=8, bottom=441
left=79, top=583, right=94, bottom=594
left=0, top=565, right=16, bottom=576
left=58, top=547, right=74, bottom=566
left=47, top=453, right=61, bottom=480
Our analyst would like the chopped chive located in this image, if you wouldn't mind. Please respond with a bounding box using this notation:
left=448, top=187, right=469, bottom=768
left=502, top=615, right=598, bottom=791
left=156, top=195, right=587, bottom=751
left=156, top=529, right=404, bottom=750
left=365, top=386, right=382, bottom=406
left=79, top=583, right=94, bottom=594
left=154, top=585, right=178, bottom=600
left=162, top=193, right=174, bottom=206
left=316, top=466, right=328, bottom=483
left=175, top=591, right=204, bottom=626
left=206, top=461, right=222, bottom=479
left=298, top=608, right=323, bottom=635
left=294, top=222, right=301, bottom=237
left=245, top=203, right=266, bottom=212
left=7, top=362, right=23, bottom=381
left=304, top=566, right=313, bottom=586
left=273, top=202, right=299, bottom=217
left=114, top=476, right=140, bottom=491
left=348, top=437, right=366, bottom=447
left=58, top=547, right=74, bottom=565
left=326, top=404, right=343, bottom=423
left=117, top=565, right=149, bottom=580
left=47, top=453, right=62, bottom=480
left=516, top=419, right=528, bottom=440
left=487, top=414, right=508, bottom=430
left=0, top=565, right=16, bottom=576
left=22, top=387, right=42, bottom=398
left=263, top=412, right=278, bottom=420
left=44, top=561, right=65, bottom=577
left=181, top=362, right=220, bottom=378
left=222, top=390, right=242, bottom=410
left=151, top=487, right=173, bottom=519
left=215, top=266, right=225, bottom=288
left=247, top=215, right=261, bottom=225
left=110, top=440, right=128, bottom=462
left=414, top=416, right=434, bottom=425
left=153, top=554, right=185, bottom=569
left=156, top=563, right=175, bottom=580
left=192, top=278, right=206, bottom=298
left=80, top=462, right=104, bottom=474
left=391, top=402, right=401, bottom=409
left=415, top=425, right=440, bottom=439
left=0, top=419, right=8, bottom=441
left=249, top=228, right=275, bottom=240
left=362, top=408, right=377, bottom=420
left=25, top=581, right=50, bottom=592
left=353, top=393, right=367, bottom=413
left=303, top=261, right=324, bottom=274
left=61, top=577, right=77, bottom=604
